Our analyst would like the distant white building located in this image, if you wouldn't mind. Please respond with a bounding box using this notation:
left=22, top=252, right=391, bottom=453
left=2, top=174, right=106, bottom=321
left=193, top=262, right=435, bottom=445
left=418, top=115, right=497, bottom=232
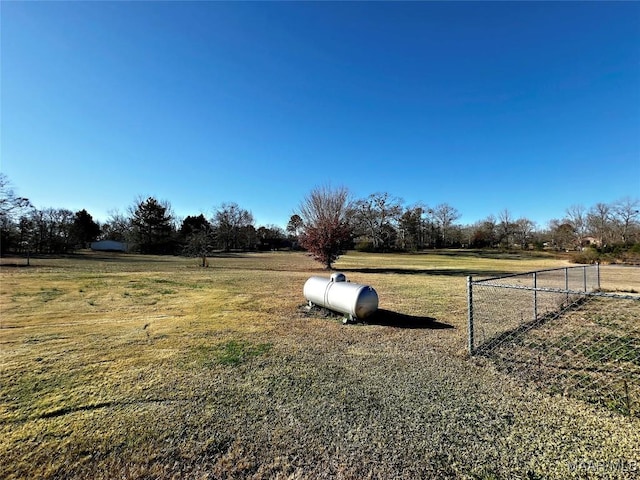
left=91, top=240, right=128, bottom=252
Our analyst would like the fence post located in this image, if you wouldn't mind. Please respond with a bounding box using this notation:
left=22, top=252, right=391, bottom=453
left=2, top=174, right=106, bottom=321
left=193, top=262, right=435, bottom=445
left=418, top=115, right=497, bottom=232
left=564, top=267, right=569, bottom=306
left=583, top=265, right=587, bottom=292
left=533, top=271, right=538, bottom=321
left=596, top=262, right=600, bottom=290
left=467, top=276, right=474, bottom=355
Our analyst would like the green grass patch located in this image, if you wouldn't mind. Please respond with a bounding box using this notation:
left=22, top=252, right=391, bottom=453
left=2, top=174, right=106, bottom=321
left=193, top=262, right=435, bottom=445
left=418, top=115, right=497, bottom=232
left=192, top=340, right=272, bottom=367
left=578, top=335, right=640, bottom=366
left=39, top=288, right=63, bottom=301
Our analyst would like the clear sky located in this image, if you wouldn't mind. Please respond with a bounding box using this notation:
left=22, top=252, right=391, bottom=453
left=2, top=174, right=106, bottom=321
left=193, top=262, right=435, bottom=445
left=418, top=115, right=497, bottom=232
left=2, top=1, right=639, bottom=229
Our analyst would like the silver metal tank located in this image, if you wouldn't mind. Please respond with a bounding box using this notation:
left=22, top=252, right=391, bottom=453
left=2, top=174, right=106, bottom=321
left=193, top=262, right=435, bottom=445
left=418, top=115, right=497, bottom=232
left=303, top=273, right=378, bottom=321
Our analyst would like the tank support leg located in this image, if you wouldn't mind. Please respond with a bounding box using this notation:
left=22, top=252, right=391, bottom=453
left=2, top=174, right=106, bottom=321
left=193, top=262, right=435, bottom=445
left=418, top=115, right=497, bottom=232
left=343, top=315, right=356, bottom=325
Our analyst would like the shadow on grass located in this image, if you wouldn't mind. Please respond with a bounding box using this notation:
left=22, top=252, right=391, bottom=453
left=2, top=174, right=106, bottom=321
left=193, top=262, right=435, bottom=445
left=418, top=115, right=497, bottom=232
left=65, top=253, right=178, bottom=263
left=64, top=251, right=252, bottom=261
left=364, top=309, right=454, bottom=330
left=0, top=262, right=32, bottom=268
left=431, top=249, right=553, bottom=260
left=340, top=267, right=515, bottom=278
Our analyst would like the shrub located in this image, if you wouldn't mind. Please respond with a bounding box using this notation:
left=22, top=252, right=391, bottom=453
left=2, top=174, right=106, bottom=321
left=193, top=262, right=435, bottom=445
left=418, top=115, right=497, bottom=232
left=570, top=247, right=600, bottom=264
left=355, top=240, right=375, bottom=252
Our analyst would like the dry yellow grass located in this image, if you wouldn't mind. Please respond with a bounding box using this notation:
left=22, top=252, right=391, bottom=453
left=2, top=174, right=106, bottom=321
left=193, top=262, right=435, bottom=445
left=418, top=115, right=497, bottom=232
left=1, top=251, right=638, bottom=479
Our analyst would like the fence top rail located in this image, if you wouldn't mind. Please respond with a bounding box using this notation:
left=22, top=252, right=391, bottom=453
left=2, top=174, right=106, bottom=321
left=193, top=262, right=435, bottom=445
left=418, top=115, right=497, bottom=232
left=473, top=283, right=639, bottom=300
left=471, top=264, right=597, bottom=284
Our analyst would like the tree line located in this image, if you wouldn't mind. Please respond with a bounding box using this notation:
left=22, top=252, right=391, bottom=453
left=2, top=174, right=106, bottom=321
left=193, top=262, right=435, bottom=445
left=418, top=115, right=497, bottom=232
left=0, top=177, right=288, bottom=257
left=295, top=186, right=640, bottom=268
left=296, top=188, right=640, bottom=255
left=1, top=174, right=639, bottom=265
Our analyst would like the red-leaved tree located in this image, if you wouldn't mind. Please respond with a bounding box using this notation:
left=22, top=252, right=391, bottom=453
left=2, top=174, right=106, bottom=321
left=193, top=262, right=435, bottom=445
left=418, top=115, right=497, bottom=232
left=298, top=185, right=352, bottom=269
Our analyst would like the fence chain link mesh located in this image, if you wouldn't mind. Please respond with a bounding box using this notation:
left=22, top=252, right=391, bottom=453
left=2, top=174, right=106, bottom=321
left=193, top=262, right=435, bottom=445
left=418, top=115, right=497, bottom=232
left=468, top=265, right=640, bottom=417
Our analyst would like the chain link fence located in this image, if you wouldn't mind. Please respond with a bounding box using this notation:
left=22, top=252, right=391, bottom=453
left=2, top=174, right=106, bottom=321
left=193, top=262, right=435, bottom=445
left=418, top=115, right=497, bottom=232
left=468, top=265, right=640, bottom=417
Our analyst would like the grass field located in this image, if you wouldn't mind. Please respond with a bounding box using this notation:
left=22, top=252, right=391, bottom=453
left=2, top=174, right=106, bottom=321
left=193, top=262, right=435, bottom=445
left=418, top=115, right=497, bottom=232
left=1, top=251, right=639, bottom=479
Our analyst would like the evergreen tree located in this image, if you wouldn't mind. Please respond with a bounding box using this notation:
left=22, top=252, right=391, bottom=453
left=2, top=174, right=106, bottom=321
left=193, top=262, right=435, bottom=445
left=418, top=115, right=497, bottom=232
left=130, top=197, right=176, bottom=254
left=71, top=209, right=101, bottom=248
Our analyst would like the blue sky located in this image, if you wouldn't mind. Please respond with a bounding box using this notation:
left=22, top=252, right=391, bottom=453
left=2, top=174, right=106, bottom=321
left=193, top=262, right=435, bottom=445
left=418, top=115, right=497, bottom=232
left=2, top=1, right=639, bottom=229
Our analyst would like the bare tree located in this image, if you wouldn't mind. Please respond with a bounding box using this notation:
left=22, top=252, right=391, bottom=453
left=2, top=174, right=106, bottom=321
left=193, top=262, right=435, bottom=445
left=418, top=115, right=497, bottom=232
left=352, top=192, right=403, bottom=251
left=189, top=229, right=215, bottom=266
left=257, top=225, right=287, bottom=250
left=298, top=185, right=352, bottom=269
left=498, top=209, right=516, bottom=247
left=0, top=174, right=32, bottom=254
left=587, top=202, right=612, bottom=246
left=565, top=204, right=587, bottom=249
left=514, top=218, right=536, bottom=249
left=398, top=205, right=425, bottom=251
left=432, top=203, right=461, bottom=247
left=16, top=207, right=75, bottom=254
left=0, top=173, right=31, bottom=220
left=611, top=197, right=640, bottom=245
left=470, top=215, right=498, bottom=248
left=213, top=202, right=254, bottom=251
left=548, top=219, right=576, bottom=251
left=101, top=210, right=132, bottom=243
left=44, top=208, right=75, bottom=253
left=180, top=214, right=214, bottom=266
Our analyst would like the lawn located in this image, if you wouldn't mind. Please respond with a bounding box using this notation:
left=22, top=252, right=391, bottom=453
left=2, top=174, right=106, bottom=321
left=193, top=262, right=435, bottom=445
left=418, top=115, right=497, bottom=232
left=1, top=251, right=638, bottom=479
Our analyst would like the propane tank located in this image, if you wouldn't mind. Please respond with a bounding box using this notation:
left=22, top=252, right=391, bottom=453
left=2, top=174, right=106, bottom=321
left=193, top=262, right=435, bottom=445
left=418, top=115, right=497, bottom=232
left=303, top=273, right=378, bottom=321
